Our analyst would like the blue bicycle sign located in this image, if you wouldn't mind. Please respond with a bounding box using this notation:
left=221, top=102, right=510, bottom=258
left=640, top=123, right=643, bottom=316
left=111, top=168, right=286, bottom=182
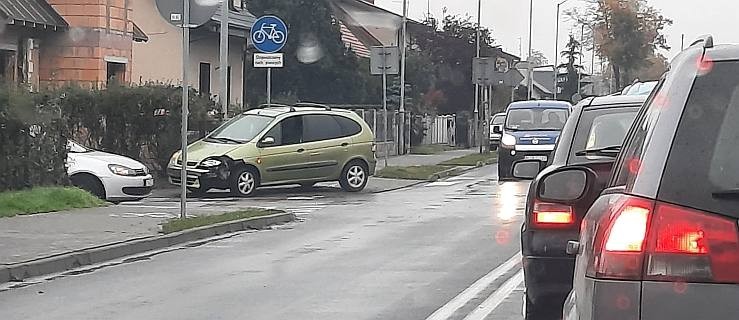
left=251, top=15, right=288, bottom=53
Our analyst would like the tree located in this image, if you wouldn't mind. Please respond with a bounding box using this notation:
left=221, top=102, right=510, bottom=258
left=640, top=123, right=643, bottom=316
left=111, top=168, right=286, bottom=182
left=558, top=35, right=584, bottom=102
left=245, top=0, right=374, bottom=106
left=569, top=0, right=672, bottom=89
left=529, top=50, right=549, bottom=67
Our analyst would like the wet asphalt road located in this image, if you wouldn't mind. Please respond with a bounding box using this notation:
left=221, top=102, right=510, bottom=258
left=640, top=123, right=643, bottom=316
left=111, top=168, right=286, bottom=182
left=0, top=166, right=532, bottom=320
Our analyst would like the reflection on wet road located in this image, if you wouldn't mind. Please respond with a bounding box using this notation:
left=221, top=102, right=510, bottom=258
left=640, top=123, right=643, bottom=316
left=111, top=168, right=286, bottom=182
left=0, top=166, right=531, bottom=320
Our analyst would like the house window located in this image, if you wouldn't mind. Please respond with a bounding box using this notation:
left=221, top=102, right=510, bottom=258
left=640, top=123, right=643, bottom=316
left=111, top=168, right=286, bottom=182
left=199, top=62, right=211, bottom=95
left=0, top=50, right=17, bottom=84
left=106, top=62, right=126, bottom=84
left=229, top=0, right=243, bottom=11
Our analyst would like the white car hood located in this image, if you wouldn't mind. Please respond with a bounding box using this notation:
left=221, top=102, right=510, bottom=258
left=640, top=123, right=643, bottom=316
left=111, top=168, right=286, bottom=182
left=69, top=151, right=146, bottom=169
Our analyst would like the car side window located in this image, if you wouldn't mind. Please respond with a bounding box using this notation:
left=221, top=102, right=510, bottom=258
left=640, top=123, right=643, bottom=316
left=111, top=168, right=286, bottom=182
left=303, top=114, right=344, bottom=142
left=263, top=116, right=303, bottom=146
left=333, top=115, right=362, bottom=136
left=611, top=81, right=665, bottom=186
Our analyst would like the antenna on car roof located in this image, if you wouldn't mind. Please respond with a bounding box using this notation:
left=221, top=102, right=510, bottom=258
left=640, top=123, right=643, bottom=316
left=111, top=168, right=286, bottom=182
left=690, top=35, right=714, bottom=49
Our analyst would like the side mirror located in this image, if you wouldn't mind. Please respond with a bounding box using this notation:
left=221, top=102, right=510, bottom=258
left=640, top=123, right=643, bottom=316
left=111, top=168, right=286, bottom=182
left=259, top=136, right=276, bottom=147
left=493, top=126, right=502, bottom=134
left=537, top=168, right=592, bottom=202
left=512, top=160, right=542, bottom=179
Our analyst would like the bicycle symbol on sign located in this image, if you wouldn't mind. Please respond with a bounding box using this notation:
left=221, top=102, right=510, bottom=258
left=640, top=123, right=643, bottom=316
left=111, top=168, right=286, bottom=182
left=252, top=23, right=286, bottom=44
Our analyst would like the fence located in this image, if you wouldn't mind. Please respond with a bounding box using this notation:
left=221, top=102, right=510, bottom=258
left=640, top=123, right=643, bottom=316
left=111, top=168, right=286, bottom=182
left=350, top=109, right=411, bottom=157
left=418, top=114, right=456, bottom=146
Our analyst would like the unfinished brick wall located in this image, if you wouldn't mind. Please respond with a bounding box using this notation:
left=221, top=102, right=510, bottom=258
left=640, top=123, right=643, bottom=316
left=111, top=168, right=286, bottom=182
left=41, top=0, right=134, bottom=87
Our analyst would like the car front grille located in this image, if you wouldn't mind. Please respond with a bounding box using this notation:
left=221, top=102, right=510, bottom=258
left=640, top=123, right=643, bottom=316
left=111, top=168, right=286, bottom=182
left=176, top=160, right=198, bottom=167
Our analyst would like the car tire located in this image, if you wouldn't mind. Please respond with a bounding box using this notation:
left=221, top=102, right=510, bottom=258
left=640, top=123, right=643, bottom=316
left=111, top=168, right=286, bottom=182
left=70, top=173, right=106, bottom=200
left=230, top=166, right=259, bottom=197
left=339, top=160, right=368, bottom=192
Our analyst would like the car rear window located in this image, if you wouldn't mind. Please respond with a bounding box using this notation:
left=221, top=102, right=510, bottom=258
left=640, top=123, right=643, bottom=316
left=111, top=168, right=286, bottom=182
left=569, top=107, right=640, bottom=164
left=659, top=60, right=739, bottom=218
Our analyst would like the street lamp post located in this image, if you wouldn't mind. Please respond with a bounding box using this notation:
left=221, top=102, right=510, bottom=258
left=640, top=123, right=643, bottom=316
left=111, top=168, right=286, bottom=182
left=475, top=0, right=481, bottom=151
left=527, top=0, right=534, bottom=100
left=400, top=0, right=408, bottom=154
left=554, top=0, right=570, bottom=101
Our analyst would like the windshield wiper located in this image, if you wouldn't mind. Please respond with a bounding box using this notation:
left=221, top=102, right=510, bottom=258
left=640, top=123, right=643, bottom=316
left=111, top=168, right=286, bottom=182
left=575, top=145, right=622, bottom=157
left=207, top=136, right=245, bottom=144
left=712, top=189, right=739, bottom=199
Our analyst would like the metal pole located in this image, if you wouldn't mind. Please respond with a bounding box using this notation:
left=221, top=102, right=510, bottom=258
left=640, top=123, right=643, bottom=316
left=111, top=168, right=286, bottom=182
left=266, top=68, right=271, bottom=105
left=554, top=2, right=562, bottom=100
left=180, top=0, right=190, bottom=219
left=578, top=24, right=584, bottom=94
left=475, top=0, right=481, bottom=153
left=219, top=0, right=228, bottom=117
left=399, top=0, right=408, bottom=154
left=527, top=0, right=534, bottom=100
left=382, top=67, right=388, bottom=167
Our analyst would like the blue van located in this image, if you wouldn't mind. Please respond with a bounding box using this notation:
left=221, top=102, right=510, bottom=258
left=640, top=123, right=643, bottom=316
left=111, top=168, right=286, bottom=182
left=496, top=100, right=572, bottom=180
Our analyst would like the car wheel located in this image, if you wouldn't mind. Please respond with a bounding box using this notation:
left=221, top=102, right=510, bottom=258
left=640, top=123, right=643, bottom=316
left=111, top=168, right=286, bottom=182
left=230, top=166, right=259, bottom=197
left=70, top=173, right=106, bottom=200
left=339, top=160, right=368, bottom=192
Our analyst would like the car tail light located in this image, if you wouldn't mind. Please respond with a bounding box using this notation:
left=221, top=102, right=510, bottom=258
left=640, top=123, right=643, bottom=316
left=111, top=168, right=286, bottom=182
left=645, top=203, right=739, bottom=283
left=588, top=194, right=739, bottom=283
left=533, top=201, right=574, bottom=227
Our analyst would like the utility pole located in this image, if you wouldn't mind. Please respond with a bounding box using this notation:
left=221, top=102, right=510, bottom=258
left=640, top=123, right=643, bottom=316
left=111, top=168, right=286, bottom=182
left=526, top=0, right=534, bottom=100
left=475, top=0, right=482, bottom=152
left=219, top=0, right=228, bottom=118
left=399, top=0, right=407, bottom=154
left=180, top=0, right=190, bottom=220
left=578, top=24, right=584, bottom=95
left=554, top=0, right=570, bottom=100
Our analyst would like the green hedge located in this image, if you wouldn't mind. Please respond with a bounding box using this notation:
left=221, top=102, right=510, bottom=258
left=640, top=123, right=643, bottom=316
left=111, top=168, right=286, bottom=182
left=0, top=84, right=220, bottom=192
left=0, top=87, right=68, bottom=192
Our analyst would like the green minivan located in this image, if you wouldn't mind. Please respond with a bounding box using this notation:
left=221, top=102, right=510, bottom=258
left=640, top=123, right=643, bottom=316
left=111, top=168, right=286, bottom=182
left=168, top=104, right=377, bottom=196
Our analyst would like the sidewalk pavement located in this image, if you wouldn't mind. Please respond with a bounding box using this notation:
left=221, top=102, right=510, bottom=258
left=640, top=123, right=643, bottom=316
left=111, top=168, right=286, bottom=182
left=375, top=149, right=478, bottom=170
left=0, top=148, right=478, bottom=274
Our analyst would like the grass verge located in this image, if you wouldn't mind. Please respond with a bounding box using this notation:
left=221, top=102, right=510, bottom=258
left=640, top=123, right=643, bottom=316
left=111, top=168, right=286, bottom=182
left=375, top=165, right=453, bottom=180
left=0, top=187, right=106, bottom=218
left=410, top=144, right=456, bottom=155
left=160, top=208, right=283, bottom=234
left=440, top=152, right=498, bottom=166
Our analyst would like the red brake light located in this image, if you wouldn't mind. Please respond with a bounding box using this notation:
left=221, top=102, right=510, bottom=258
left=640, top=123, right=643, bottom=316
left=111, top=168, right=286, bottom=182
left=645, top=203, right=739, bottom=283
left=533, top=201, right=574, bottom=226
left=589, top=195, right=739, bottom=284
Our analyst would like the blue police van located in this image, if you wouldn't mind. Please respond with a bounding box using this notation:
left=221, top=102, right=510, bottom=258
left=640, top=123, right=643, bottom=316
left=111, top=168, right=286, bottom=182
left=495, top=100, right=572, bottom=180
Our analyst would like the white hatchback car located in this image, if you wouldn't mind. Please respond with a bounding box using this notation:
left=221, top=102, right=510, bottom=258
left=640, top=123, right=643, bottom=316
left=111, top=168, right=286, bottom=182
left=67, top=141, right=154, bottom=202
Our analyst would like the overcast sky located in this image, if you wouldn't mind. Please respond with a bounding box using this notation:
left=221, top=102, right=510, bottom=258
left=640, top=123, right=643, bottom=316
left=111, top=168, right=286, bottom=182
left=375, top=0, right=738, bottom=73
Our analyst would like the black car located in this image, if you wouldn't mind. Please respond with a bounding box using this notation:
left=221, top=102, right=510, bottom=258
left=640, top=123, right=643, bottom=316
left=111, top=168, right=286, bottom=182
left=513, top=95, right=647, bottom=319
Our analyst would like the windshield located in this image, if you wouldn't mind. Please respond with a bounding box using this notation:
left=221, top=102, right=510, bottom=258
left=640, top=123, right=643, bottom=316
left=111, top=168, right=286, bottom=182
left=67, top=140, right=92, bottom=153
left=206, top=114, right=274, bottom=143
left=505, top=108, right=568, bottom=131
left=491, top=115, right=505, bottom=125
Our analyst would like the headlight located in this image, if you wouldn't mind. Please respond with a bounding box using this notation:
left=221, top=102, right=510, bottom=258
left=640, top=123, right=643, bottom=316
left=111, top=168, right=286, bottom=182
left=502, top=134, right=517, bottom=146
left=108, top=164, right=137, bottom=176
left=200, top=158, right=222, bottom=167
left=169, top=151, right=181, bottom=165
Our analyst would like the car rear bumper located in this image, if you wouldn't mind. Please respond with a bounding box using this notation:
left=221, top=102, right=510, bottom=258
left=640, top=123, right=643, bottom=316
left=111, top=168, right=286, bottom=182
left=523, top=255, right=575, bottom=303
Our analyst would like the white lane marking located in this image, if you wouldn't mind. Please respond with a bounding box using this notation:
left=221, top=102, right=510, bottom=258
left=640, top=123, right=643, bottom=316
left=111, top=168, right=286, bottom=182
left=426, top=181, right=459, bottom=187
left=462, top=270, right=525, bottom=320
left=425, top=252, right=522, bottom=320
left=116, top=205, right=179, bottom=209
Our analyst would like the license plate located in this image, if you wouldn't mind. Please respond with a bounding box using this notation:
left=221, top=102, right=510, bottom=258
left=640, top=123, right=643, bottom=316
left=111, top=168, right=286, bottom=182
left=524, top=155, right=548, bottom=162
left=144, top=178, right=154, bottom=187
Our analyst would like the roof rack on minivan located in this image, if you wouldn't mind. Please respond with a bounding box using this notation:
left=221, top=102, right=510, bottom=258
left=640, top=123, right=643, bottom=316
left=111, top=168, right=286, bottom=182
left=254, top=104, right=296, bottom=112
left=690, top=35, right=714, bottom=49
left=294, top=102, right=331, bottom=111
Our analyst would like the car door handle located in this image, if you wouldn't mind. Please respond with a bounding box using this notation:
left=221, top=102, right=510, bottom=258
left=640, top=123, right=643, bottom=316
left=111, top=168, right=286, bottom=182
left=296, top=148, right=305, bottom=153
left=341, top=142, right=349, bottom=147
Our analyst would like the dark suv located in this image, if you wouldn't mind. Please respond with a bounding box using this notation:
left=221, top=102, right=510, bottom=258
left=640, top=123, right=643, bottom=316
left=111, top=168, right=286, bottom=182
left=515, top=95, right=645, bottom=319
left=559, top=36, right=739, bottom=319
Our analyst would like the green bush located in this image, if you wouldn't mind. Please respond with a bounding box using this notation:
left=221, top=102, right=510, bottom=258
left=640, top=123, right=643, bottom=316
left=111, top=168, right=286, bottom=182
left=0, top=86, right=68, bottom=192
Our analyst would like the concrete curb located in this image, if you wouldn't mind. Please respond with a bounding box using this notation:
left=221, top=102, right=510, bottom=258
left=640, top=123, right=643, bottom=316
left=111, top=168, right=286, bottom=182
left=428, top=165, right=480, bottom=181
left=0, top=212, right=295, bottom=285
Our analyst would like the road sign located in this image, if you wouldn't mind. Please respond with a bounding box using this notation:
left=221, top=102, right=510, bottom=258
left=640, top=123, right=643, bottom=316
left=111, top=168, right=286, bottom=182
left=251, top=15, right=288, bottom=54
left=254, top=53, right=284, bottom=68
left=495, top=57, right=510, bottom=73
left=370, top=46, right=400, bottom=75
left=503, top=69, right=525, bottom=87
left=155, top=0, right=220, bottom=27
